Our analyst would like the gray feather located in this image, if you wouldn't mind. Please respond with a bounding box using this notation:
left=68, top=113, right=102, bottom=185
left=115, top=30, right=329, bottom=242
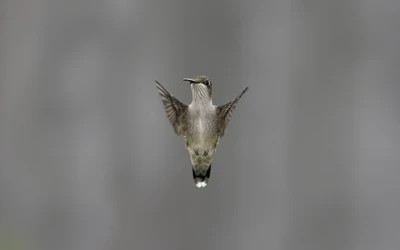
left=217, top=87, right=249, bottom=137
left=155, top=80, right=188, bottom=135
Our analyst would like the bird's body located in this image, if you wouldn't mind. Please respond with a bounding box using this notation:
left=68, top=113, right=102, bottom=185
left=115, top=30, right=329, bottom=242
left=186, top=100, right=218, bottom=177
left=155, top=76, right=248, bottom=188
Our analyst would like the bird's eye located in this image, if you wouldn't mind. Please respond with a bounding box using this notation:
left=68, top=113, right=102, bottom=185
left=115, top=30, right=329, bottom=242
left=204, top=81, right=210, bottom=86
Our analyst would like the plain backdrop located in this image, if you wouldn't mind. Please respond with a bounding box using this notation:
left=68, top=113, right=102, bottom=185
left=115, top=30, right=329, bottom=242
left=1, top=0, right=399, bottom=250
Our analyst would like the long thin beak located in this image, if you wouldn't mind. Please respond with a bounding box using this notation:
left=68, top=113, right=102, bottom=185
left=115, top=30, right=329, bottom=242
left=183, top=78, right=196, bottom=84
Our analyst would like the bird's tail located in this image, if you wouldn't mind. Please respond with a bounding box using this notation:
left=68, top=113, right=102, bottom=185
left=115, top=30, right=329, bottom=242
left=192, top=164, right=211, bottom=188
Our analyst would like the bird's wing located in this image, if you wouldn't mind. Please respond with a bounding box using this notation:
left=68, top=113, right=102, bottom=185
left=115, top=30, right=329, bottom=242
left=217, top=87, right=249, bottom=137
left=155, top=80, right=188, bottom=135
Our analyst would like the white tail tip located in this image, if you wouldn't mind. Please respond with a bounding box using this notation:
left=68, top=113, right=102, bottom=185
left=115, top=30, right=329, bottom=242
left=194, top=178, right=208, bottom=188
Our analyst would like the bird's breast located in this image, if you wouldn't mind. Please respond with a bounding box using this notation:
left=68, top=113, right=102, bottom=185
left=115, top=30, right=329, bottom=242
left=185, top=105, right=219, bottom=162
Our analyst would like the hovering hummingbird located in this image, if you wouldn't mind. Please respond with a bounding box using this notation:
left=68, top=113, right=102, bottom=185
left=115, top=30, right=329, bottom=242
left=155, top=76, right=248, bottom=188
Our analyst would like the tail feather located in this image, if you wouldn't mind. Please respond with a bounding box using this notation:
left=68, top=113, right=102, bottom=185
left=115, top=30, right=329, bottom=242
left=192, top=164, right=211, bottom=188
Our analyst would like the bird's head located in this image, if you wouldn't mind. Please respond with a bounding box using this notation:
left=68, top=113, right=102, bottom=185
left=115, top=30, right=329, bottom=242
left=183, top=76, right=212, bottom=101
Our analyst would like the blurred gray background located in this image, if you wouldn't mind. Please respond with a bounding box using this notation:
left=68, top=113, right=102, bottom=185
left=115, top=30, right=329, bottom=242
left=1, top=0, right=399, bottom=250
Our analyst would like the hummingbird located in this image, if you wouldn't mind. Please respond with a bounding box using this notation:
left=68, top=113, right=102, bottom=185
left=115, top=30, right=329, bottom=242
left=155, top=76, right=248, bottom=188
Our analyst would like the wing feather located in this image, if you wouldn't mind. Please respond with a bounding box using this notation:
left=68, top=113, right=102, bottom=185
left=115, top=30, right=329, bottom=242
left=217, top=87, right=249, bottom=137
left=155, top=80, right=188, bottom=135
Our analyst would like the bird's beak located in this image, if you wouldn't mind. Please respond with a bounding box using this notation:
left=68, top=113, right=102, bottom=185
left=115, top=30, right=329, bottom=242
left=183, top=78, right=196, bottom=84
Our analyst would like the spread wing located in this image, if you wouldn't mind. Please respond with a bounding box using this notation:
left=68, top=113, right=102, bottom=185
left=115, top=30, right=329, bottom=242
left=155, top=80, right=188, bottom=135
left=217, top=87, right=249, bottom=137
